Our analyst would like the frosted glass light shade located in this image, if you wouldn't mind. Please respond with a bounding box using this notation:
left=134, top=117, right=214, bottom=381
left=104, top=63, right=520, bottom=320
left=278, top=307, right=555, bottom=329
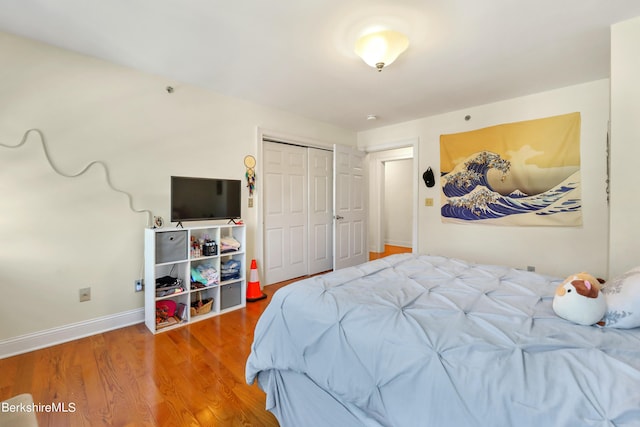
left=354, top=30, right=409, bottom=71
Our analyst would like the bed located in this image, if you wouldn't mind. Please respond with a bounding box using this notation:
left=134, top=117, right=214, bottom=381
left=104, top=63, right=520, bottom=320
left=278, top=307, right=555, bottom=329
left=246, top=254, right=640, bottom=427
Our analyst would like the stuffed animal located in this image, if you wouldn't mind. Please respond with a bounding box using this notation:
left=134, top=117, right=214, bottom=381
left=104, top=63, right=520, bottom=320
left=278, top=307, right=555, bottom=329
left=552, top=273, right=606, bottom=326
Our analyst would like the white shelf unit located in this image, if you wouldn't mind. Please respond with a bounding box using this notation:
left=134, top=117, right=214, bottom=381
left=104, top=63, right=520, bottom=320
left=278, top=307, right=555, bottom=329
left=144, top=224, right=246, bottom=334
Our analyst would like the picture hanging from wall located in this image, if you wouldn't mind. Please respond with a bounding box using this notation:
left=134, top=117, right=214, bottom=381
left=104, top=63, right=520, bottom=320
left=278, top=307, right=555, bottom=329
left=440, top=112, right=582, bottom=226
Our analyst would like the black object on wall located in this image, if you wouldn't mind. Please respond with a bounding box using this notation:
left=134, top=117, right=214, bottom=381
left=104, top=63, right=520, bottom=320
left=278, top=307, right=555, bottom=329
left=423, top=167, right=435, bottom=187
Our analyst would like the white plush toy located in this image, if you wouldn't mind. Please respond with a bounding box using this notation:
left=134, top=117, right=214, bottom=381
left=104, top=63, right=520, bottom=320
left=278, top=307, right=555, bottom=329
left=553, top=273, right=606, bottom=326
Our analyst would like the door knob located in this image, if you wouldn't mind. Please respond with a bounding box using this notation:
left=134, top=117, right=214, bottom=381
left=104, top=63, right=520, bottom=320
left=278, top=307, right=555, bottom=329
left=335, top=215, right=344, bottom=220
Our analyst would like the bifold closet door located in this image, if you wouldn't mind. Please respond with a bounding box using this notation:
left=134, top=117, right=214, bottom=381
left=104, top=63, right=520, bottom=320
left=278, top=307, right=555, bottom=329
left=308, top=148, right=333, bottom=275
left=263, top=142, right=308, bottom=284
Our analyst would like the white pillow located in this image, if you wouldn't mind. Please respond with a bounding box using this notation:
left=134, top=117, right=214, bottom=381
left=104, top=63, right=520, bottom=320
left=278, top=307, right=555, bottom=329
left=601, top=266, right=640, bottom=328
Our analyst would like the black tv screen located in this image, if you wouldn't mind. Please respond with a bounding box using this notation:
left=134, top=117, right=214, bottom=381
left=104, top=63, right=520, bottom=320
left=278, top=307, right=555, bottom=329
left=171, top=176, right=241, bottom=222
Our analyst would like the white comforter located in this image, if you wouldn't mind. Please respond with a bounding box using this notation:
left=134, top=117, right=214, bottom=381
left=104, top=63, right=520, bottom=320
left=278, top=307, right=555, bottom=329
left=247, top=254, right=640, bottom=426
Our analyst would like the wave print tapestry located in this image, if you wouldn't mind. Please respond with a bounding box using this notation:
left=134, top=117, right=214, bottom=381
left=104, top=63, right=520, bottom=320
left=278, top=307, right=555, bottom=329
left=440, top=112, right=582, bottom=226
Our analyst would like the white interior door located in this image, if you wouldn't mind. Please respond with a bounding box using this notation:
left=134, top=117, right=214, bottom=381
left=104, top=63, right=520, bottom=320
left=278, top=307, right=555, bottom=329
left=308, top=148, right=333, bottom=275
left=334, top=144, right=368, bottom=270
left=263, top=142, right=308, bottom=284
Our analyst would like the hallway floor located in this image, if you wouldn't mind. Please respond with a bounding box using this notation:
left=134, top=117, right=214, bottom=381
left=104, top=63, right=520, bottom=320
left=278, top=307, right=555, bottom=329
left=369, top=244, right=412, bottom=261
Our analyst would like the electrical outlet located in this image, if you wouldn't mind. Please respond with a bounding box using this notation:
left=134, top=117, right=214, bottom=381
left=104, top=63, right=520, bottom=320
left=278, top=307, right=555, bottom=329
left=135, top=279, right=143, bottom=292
left=79, top=287, right=91, bottom=302
left=425, top=198, right=434, bottom=207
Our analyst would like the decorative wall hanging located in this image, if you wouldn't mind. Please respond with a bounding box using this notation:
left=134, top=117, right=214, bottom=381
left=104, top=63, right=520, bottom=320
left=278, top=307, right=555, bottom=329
left=244, top=155, right=256, bottom=197
left=440, top=112, right=582, bottom=226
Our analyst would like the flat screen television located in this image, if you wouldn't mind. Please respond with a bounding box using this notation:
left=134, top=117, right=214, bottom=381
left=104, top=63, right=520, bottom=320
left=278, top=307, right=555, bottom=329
left=171, top=176, right=241, bottom=222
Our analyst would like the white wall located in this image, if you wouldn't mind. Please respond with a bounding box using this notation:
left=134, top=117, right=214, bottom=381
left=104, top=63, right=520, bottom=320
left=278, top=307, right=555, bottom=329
left=358, top=80, right=610, bottom=278
left=0, top=32, right=355, bottom=346
left=384, top=159, right=412, bottom=247
left=610, top=17, right=640, bottom=278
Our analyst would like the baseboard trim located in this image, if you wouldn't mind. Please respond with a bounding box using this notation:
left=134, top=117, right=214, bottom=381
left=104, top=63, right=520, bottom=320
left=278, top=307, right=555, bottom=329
left=0, top=308, right=144, bottom=359
left=384, top=240, right=412, bottom=248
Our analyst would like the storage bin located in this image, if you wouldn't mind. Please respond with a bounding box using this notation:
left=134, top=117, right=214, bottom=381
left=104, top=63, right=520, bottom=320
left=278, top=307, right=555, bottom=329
left=156, top=231, right=188, bottom=263
left=220, top=283, right=242, bottom=310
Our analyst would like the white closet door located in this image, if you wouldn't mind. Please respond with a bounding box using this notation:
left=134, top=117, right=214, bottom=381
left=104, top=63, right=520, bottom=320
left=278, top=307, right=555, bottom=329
left=334, top=144, right=368, bottom=270
left=263, top=142, right=308, bottom=284
left=308, top=148, right=333, bottom=275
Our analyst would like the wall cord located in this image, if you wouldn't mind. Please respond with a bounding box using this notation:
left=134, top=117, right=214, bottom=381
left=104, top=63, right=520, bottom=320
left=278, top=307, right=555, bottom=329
left=1, top=128, right=153, bottom=226
left=2, top=128, right=153, bottom=282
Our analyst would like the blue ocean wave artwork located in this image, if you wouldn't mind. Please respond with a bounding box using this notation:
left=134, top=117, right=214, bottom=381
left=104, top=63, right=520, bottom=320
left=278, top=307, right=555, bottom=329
left=441, top=151, right=580, bottom=222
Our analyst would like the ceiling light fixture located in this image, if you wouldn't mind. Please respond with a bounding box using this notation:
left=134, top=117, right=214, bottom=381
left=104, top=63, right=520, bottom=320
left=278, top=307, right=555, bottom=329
left=354, top=30, right=409, bottom=72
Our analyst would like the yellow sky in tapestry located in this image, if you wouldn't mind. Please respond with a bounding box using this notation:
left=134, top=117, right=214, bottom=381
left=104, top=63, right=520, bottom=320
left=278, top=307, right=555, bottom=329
left=442, top=112, right=580, bottom=167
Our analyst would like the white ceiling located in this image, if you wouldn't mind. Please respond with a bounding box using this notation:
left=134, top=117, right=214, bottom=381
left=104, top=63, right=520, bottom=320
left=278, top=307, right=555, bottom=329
left=2, top=0, right=640, bottom=131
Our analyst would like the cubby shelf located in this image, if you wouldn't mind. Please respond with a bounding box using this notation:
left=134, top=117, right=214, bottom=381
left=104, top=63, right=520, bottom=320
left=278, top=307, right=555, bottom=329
left=144, top=224, right=246, bottom=334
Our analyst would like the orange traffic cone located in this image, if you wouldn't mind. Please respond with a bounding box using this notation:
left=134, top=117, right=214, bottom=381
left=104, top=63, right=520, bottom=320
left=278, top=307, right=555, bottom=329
left=246, top=259, right=267, bottom=302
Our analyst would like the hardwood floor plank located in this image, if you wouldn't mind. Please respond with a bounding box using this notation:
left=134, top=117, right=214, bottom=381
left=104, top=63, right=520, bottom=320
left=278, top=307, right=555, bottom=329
left=0, top=281, right=297, bottom=427
left=369, top=244, right=412, bottom=260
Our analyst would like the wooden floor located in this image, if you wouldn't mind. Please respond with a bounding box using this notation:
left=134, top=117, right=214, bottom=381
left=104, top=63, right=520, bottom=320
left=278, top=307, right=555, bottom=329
left=369, top=244, right=412, bottom=260
left=0, top=281, right=292, bottom=427
left=0, top=247, right=409, bottom=427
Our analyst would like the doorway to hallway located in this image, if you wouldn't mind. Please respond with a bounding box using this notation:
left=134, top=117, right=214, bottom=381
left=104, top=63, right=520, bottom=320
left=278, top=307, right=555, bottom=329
left=367, top=144, right=417, bottom=256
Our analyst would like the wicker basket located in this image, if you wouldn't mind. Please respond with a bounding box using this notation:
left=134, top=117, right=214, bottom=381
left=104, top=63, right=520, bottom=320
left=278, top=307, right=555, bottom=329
left=190, top=292, right=213, bottom=317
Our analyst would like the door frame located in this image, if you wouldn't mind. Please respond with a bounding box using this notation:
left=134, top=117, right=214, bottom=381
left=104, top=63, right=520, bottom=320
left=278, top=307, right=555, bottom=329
left=365, top=138, right=419, bottom=254
left=256, top=127, right=335, bottom=283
